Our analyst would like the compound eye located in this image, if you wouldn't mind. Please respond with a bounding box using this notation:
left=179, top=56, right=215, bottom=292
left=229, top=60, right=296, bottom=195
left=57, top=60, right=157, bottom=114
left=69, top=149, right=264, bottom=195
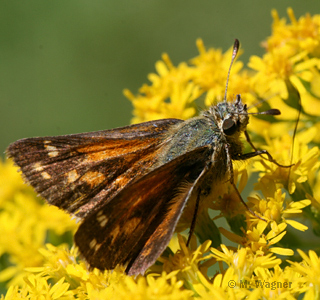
left=223, top=118, right=237, bottom=135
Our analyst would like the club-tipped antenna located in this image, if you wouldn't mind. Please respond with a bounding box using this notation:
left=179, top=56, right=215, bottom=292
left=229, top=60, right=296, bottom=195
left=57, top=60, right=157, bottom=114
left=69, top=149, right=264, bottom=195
left=224, top=39, right=240, bottom=102
left=239, top=108, right=281, bottom=116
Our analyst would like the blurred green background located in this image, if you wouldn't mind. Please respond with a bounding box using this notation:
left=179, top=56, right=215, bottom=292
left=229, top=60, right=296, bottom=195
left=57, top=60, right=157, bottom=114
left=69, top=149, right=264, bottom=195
left=0, top=1, right=318, bottom=156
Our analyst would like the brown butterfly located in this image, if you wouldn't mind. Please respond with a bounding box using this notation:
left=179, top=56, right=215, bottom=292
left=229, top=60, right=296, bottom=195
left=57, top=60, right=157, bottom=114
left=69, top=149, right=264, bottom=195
left=6, top=40, right=283, bottom=275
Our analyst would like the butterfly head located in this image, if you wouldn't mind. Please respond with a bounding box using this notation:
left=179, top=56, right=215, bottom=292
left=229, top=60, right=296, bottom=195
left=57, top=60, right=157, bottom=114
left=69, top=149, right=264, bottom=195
left=204, top=94, right=249, bottom=139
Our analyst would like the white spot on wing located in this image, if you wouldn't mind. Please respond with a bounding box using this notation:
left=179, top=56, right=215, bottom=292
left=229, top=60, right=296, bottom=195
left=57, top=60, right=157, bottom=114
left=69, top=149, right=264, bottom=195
left=97, top=214, right=108, bottom=228
left=89, top=238, right=97, bottom=249
left=110, top=225, right=120, bottom=243
left=95, top=243, right=101, bottom=251
left=97, top=210, right=104, bottom=217
left=45, top=145, right=59, bottom=157
left=33, top=162, right=44, bottom=172
left=89, top=238, right=101, bottom=252
left=66, top=170, right=80, bottom=183
left=41, top=172, right=51, bottom=179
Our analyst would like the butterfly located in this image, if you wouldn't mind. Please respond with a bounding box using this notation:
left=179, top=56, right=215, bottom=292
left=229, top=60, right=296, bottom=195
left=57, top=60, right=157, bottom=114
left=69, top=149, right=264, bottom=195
left=6, top=39, right=283, bottom=275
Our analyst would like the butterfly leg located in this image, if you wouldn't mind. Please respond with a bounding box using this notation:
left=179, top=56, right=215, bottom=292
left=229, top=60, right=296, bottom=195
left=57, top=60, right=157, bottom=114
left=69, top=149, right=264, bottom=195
left=225, top=143, right=266, bottom=221
left=244, top=131, right=293, bottom=168
left=186, top=191, right=201, bottom=246
left=186, top=160, right=212, bottom=246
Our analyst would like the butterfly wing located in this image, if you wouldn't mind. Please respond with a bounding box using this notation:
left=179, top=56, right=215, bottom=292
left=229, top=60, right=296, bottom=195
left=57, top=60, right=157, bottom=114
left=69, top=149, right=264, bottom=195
left=6, top=119, right=182, bottom=218
left=75, top=145, right=212, bottom=275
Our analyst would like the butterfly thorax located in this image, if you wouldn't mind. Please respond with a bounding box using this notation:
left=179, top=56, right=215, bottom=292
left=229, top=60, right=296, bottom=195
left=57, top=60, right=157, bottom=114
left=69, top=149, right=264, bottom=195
left=155, top=97, right=249, bottom=170
left=154, top=116, right=219, bottom=169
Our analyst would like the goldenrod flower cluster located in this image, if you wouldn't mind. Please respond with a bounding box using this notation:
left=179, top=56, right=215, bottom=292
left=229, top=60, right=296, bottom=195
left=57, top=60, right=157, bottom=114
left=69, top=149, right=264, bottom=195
left=1, top=8, right=319, bottom=300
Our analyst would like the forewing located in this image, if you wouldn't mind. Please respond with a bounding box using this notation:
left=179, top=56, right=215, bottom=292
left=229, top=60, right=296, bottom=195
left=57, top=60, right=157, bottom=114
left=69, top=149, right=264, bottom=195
left=7, top=119, right=182, bottom=218
left=75, top=145, right=212, bottom=275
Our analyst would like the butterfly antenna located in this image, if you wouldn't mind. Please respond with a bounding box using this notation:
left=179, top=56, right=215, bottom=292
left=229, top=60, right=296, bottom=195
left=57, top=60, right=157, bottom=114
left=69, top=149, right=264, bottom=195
left=224, top=39, right=240, bottom=102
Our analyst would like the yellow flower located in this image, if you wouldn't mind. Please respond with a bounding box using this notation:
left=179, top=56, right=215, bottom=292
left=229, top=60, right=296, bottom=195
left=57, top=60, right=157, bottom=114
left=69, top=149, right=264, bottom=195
left=100, top=272, right=194, bottom=300
left=189, top=39, right=253, bottom=107
left=158, top=234, right=213, bottom=290
left=0, top=159, right=26, bottom=205
left=247, top=9, right=320, bottom=148
left=124, top=53, right=201, bottom=123
left=249, top=48, right=320, bottom=123
left=193, top=267, right=248, bottom=299
left=208, top=166, right=250, bottom=220
left=2, top=8, right=320, bottom=299
left=248, top=265, right=303, bottom=298
left=219, top=184, right=309, bottom=257
left=211, top=245, right=282, bottom=279
left=0, top=160, right=78, bottom=287
left=288, top=250, right=320, bottom=299
left=250, top=128, right=320, bottom=196
left=268, top=8, right=320, bottom=57
left=124, top=38, right=253, bottom=124
left=2, top=276, right=74, bottom=300
left=248, top=188, right=310, bottom=229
